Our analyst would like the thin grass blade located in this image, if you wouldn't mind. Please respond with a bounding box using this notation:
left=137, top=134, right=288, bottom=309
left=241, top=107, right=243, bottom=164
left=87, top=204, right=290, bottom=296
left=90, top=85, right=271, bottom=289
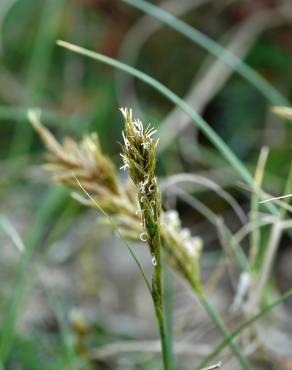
left=195, top=288, right=292, bottom=369
left=56, top=40, right=278, bottom=216
left=122, top=0, right=289, bottom=106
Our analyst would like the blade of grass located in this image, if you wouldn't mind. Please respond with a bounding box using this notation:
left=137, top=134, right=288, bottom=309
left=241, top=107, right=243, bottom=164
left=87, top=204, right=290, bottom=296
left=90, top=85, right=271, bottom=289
left=56, top=40, right=278, bottom=217
left=249, top=147, right=269, bottom=269
left=278, top=162, right=292, bottom=219
left=0, top=185, right=68, bottom=363
left=195, top=288, right=292, bottom=370
left=43, top=198, right=81, bottom=249
left=115, top=0, right=208, bottom=118
left=253, top=164, right=292, bottom=303
left=162, top=188, right=250, bottom=369
left=10, top=0, right=65, bottom=156
left=198, top=293, right=251, bottom=370
left=259, top=193, right=292, bottom=204
left=122, top=0, right=289, bottom=107
left=163, top=261, right=175, bottom=370
left=254, top=176, right=292, bottom=304
left=161, top=173, right=246, bottom=225
left=216, top=219, right=250, bottom=273
left=0, top=0, right=19, bottom=55
left=43, top=286, right=82, bottom=369
left=239, top=182, right=292, bottom=213
left=0, top=216, right=25, bottom=253
left=0, top=216, right=85, bottom=369
left=173, top=188, right=250, bottom=272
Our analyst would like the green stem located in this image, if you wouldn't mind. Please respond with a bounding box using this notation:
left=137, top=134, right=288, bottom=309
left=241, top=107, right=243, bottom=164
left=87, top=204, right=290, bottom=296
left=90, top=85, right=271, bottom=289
left=164, top=263, right=175, bottom=370
left=152, top=236, right=171, bottom=370
left=198, top=293, right=251, bottom=370
left=195, top=289, right=292, bottom=370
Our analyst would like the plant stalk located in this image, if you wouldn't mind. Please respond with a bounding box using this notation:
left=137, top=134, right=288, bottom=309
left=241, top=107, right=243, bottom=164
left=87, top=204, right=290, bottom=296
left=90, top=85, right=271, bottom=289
left=152, top=244, right=171, bottom=370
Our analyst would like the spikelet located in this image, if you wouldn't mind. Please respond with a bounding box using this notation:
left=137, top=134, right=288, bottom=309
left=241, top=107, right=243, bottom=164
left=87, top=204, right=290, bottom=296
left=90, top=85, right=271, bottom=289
left=120, top=107, right=161, bottom=264
left=28, top=109, right=140, bottom=237
left=162, top=210, right=202, bottom=293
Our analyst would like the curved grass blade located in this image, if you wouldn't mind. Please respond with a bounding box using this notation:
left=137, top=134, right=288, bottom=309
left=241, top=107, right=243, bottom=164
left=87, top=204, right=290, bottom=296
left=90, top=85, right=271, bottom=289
left=122, top=0, right=289, bottom=107
left=249, top=147, right=269, bottom=268
left=10, top=0, right=66, bottom=156
left=56, top=40, right=278, bottom=217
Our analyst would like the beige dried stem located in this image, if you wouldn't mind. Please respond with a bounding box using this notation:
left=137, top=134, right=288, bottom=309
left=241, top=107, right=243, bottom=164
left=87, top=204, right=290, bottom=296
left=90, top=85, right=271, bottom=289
left=271, top=105, right=292, bottom=120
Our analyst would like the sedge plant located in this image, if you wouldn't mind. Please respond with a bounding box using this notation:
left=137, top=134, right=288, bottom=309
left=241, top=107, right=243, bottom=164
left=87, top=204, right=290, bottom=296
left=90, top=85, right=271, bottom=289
left=30, top=108, right=252, bottom=370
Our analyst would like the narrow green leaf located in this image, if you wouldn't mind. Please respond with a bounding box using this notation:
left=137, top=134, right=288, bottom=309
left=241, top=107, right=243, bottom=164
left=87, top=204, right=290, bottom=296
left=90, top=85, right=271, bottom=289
left=122, top=0, right=289, bottom=106
left=0, top=185, right=67, bottom=362
left=56, top=40, right=278, bottom=217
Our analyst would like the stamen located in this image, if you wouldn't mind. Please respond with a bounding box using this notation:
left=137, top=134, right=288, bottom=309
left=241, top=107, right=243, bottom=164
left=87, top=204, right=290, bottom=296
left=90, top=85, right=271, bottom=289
left=140, top=232, right=148, bottom=242
left=122, top=131, right=130, bottom=149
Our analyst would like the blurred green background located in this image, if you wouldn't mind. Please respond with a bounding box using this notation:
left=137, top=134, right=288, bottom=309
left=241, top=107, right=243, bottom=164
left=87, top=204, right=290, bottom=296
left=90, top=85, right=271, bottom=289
left=0, top=0, right=292, bottom=369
